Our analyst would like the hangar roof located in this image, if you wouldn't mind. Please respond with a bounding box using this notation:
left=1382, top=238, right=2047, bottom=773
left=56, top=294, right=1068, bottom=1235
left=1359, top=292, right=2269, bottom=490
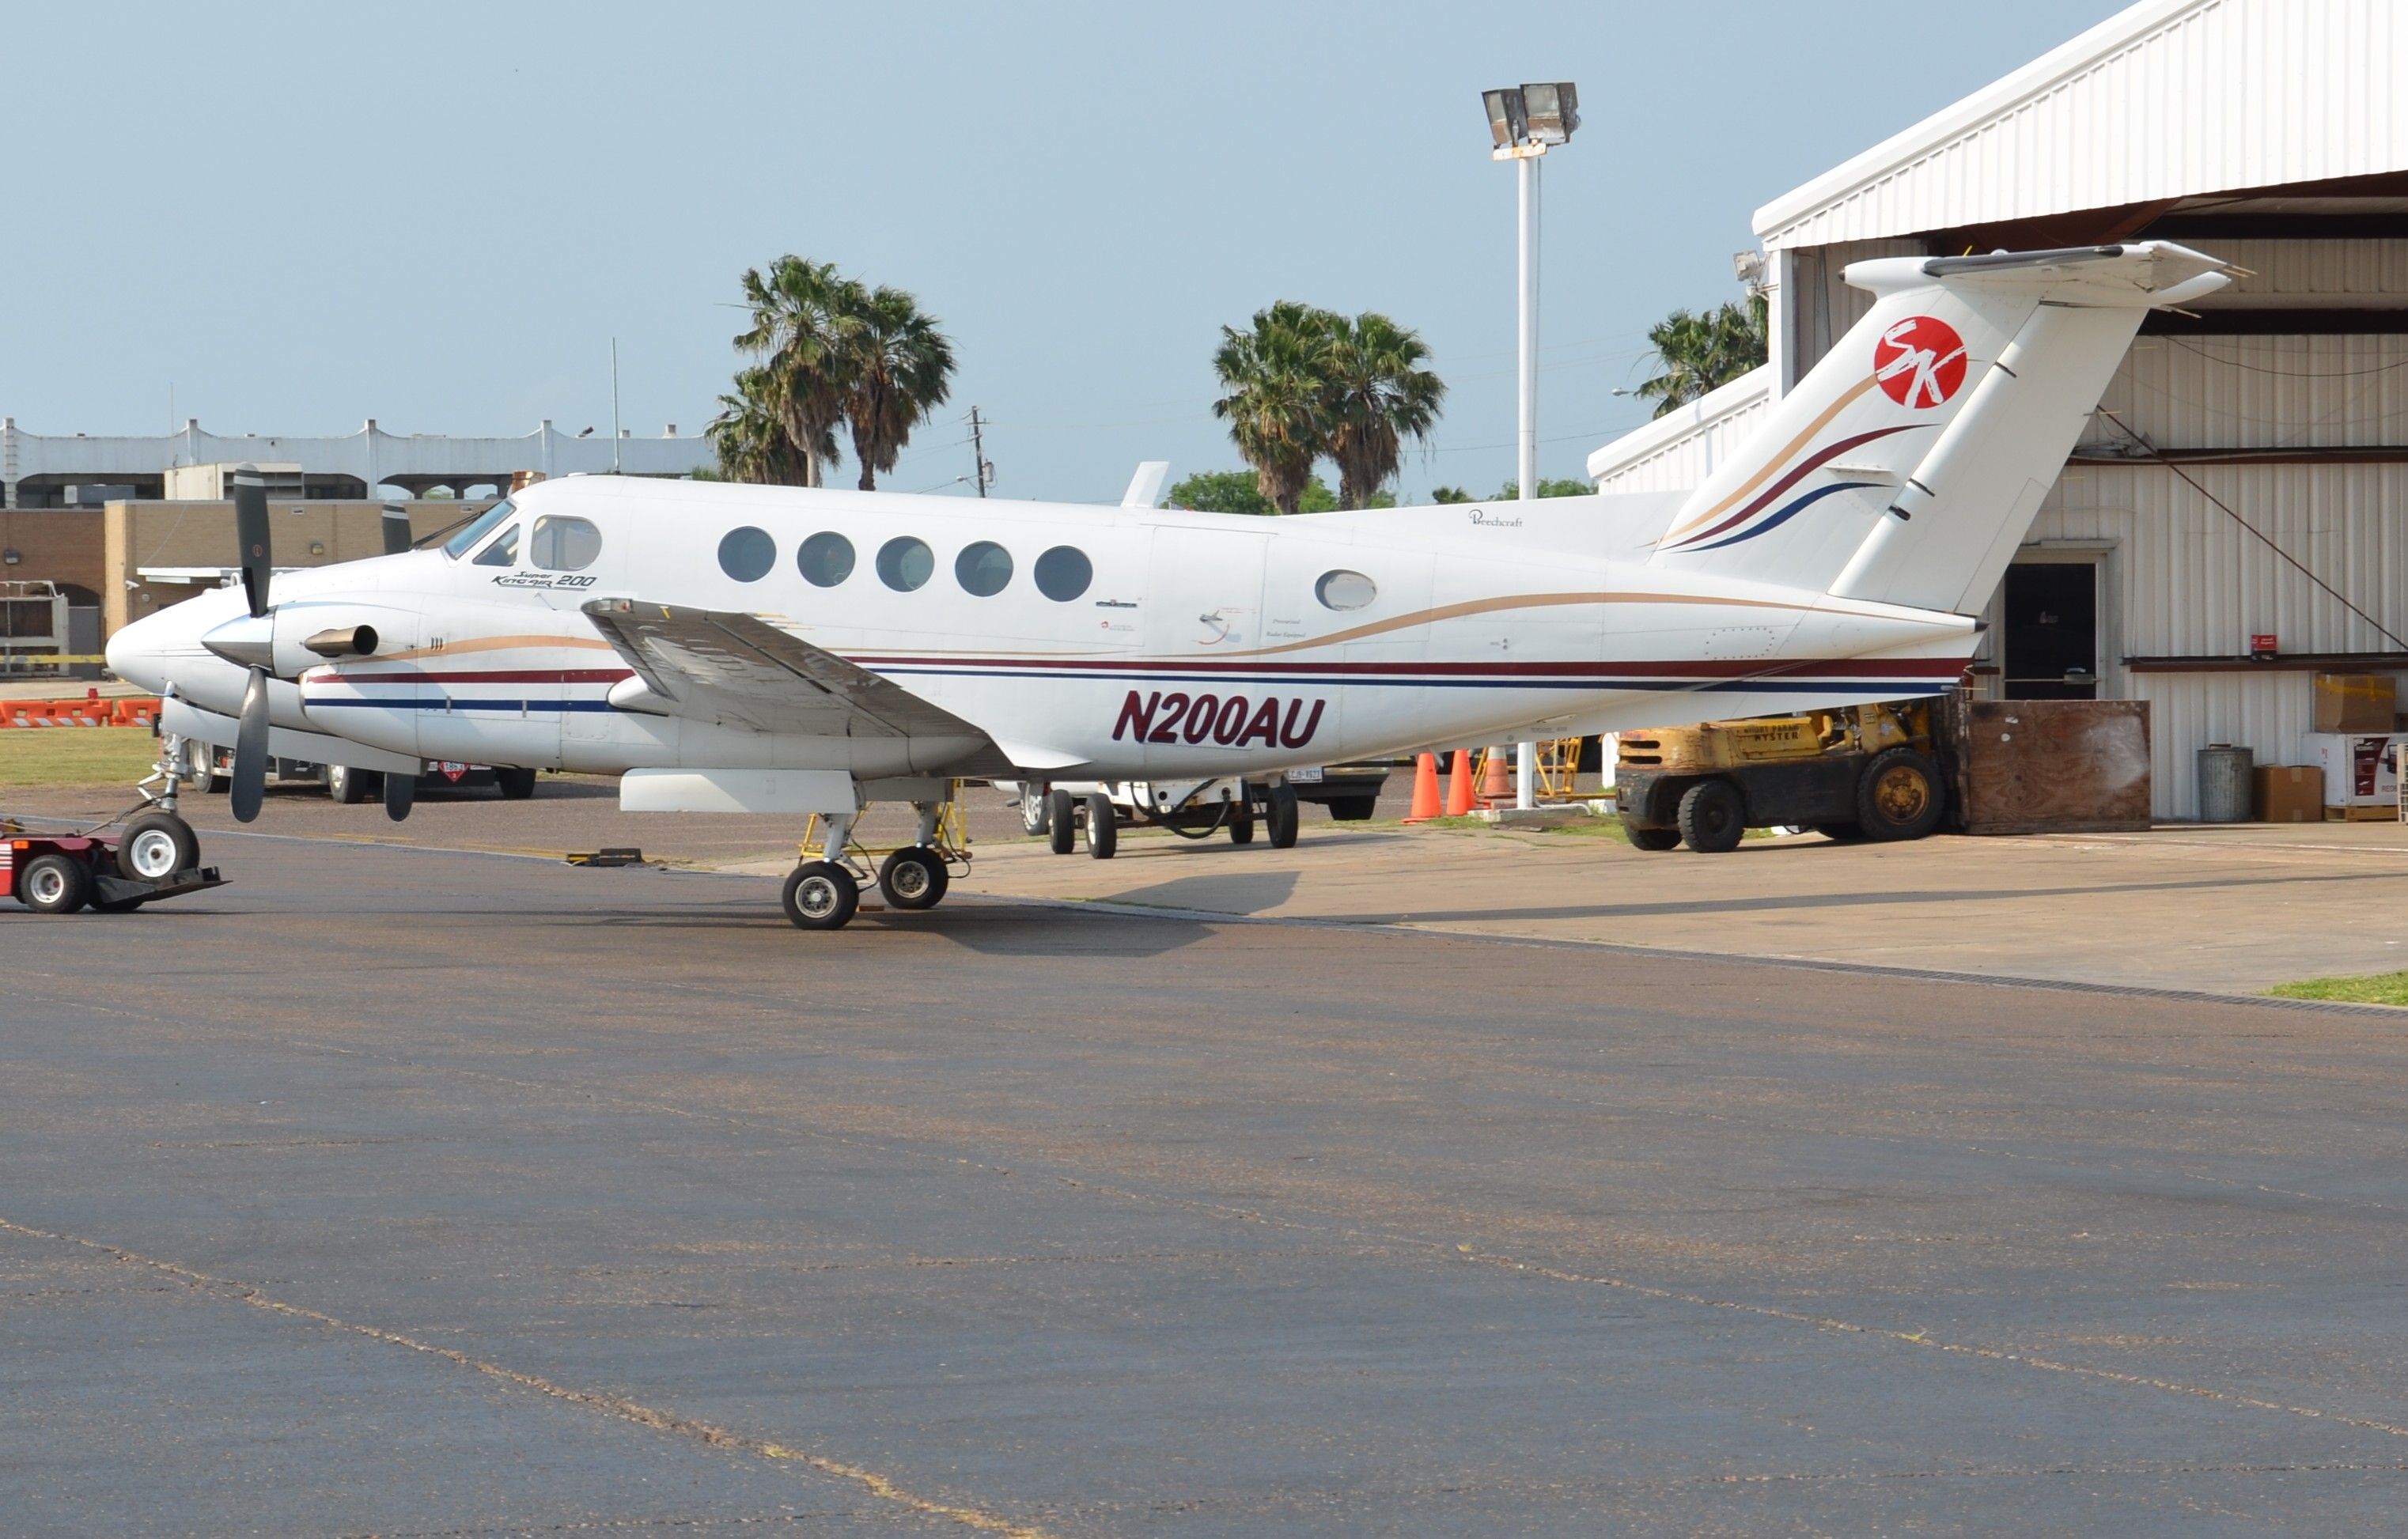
left=1752, top=0, right=2408, bottom=252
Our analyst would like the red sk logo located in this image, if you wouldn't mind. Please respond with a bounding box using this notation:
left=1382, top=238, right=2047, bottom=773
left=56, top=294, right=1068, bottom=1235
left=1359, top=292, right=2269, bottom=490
left=1874, top=316, right=1968, bottom=409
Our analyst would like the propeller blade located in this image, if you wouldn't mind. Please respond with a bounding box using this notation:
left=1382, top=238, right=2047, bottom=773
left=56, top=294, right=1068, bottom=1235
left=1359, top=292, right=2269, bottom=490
left=384, top=766, right=415, bottom=822
left=381, top=501, right=413, bottom=557
left=233, top=467, right=272, bottom=618
left=231, top=664, right=271, bottom=823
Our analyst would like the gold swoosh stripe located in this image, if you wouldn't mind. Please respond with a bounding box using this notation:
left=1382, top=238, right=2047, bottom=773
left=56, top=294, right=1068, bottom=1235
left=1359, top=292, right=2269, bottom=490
left=380, top=633, right=618, bottom=663
left=1656, top=372, right=1880, bottom=545
left=1230, top=590, right=1814, bottom=657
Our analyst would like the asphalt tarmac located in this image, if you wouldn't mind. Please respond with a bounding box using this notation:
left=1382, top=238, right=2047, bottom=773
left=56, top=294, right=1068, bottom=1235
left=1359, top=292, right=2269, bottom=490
left=9, top=829, right=2408, bottom=1535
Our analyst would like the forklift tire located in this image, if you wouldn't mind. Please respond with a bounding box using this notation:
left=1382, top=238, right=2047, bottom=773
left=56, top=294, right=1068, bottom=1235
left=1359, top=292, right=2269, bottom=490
left=18, top=853, right=93, bottom=915
left=1265, top=783, right=1301, bottom=849
left=1856, top=747, right=1944, bottom=841
left=1676, top=779, right=1747, bottom=854
left=1047, top=790, right=1077, bottom=855
left=1624, top=823, right=1683, bottom=852
left=1228, top=796, right=1256, bottom=845
left=117, top=811, right=199, bottom=883
left=1812, top=822, right=1867, bottom=844
left=1086, top=792, right=1119, bottom=859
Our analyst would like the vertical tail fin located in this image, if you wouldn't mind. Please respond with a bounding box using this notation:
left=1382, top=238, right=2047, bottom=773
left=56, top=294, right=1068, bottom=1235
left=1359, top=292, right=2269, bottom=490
left=1649, top=242, right=2232, bottom=607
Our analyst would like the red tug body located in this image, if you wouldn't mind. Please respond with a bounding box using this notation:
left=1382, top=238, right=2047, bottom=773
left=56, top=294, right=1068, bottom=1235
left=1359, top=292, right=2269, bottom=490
left=2, top=815, right=224, bottom=915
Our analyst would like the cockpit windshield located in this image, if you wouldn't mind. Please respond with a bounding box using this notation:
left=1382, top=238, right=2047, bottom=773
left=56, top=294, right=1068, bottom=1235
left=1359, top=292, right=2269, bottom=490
left=441, top=498, right=518, bottom=559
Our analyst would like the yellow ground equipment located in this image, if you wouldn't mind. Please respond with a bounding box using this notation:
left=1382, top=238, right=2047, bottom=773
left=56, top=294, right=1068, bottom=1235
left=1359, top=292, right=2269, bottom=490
left=1615, top=700, right=1949, bottom=853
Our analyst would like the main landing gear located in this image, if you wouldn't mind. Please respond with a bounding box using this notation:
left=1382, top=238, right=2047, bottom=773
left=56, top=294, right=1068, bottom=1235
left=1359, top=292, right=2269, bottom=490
left=780, top=797, right=967, bottom=932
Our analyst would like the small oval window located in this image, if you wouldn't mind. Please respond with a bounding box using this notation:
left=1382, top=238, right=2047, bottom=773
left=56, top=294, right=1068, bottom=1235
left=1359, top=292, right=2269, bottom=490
left=530, top=515, right=601, bottom=572
left=1316, top=569, right=1376, bottom=611
left=718, top=527, right=776, bottom=582
left=955, top=540, right=1013, bottom=597
left=798, top=531, right=855, bottom=587
left=1033, top=546, right=1092, bottom=602
left=876, top=535, right=934, bottom=592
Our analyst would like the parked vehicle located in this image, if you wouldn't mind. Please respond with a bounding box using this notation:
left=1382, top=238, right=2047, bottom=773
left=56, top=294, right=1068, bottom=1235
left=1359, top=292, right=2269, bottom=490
left=2, top=813, right=223, bottom=914
left=1615, top=701, right=1950, bottom=853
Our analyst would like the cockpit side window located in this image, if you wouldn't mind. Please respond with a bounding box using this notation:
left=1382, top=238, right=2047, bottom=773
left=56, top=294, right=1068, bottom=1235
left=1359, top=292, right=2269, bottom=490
left=441, top=497, right=517, bottom=558
left=531, top=515, right=601, bottom=572
left=471, top=520, right=521, bottom=567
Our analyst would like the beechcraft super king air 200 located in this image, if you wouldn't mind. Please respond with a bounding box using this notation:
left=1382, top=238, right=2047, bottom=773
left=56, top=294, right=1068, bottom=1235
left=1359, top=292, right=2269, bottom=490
left=107, top=242, right=2231, bottom=928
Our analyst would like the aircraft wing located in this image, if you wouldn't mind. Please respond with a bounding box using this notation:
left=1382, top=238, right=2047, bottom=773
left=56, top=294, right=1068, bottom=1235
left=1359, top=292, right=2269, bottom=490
left=581, top=598, right=1015, bottom=773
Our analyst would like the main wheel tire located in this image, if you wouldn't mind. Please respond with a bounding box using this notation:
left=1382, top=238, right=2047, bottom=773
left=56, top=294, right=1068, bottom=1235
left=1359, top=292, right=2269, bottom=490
left=200, top=754, right=230, bottom=795
left=1676, top=778, right=1747, bottom=853
left=19, top=853, right=93, bottom=915
left=117, top=811, right=199, bottom=883
left=1623, top=823, right=1683, bottom=852
left=1021, top=785, right=1052, bottom=836
left=782, top=860, right=860, bottom=930
left=878, top=846, right=949, bottom=910
left=1047, top=789, right=1077, bottom=855
left=1327, top=795, right=1379, bottom=822
left=495, top=766, right=538, bottom=800
left=1265, top=783, right=1301, bottom=849
left=1228, top=796, right=1256, bottom=845
left=327, top=764, right=383, bottom=804
left=1856, top=747, right=1944, bottom=841
left=1086, top=791, right=1119, bottom=859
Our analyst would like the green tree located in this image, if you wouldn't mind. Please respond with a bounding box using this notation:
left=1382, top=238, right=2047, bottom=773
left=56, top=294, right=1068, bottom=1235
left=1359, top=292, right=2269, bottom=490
left=733, top=255, right=859, bottom=487
left=707, top=365, right=813, bottom=486
left=1320, top=312, right=1444, bottom=510
left=842, top=284, right=956, bottom=491
left=1636, top=293, right=1767, bottom=418
left=1164, top=469, right=1342, bottom=515
left=1211, top=300, right=1335, bottom=515
left=1489, top=476, right=1593, bottom=500
left=1430, top=486, right=1476, bottom=504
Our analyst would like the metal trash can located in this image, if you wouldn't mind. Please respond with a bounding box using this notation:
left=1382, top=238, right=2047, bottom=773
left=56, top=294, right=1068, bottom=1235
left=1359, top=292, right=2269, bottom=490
left=2198, top=743, right=2254, bottom=822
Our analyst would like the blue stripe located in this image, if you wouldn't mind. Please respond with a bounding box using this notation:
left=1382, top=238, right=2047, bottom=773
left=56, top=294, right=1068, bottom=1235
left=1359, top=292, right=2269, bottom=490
left=307, top=698, right=622, bottom=713
left=1686, top=481, right=1880, bottom=553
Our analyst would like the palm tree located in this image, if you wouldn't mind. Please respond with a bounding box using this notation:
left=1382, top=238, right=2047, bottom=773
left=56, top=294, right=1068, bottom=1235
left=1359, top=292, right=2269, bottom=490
left=706, top=366, right=816, bottom=485
left=1321, top=311, right=1444, bottom=509
left=733, top=255, right=860, bottom=487
left=1212, top=301, right=1337, bottom=515
left=1636, top=295, right=1767, bottom=418
left=842, top=285, right=956, bottom=491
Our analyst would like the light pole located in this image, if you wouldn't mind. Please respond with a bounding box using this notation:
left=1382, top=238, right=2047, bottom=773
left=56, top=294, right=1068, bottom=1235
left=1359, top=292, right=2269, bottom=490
left=1482, top=81, right=1579, bottom=810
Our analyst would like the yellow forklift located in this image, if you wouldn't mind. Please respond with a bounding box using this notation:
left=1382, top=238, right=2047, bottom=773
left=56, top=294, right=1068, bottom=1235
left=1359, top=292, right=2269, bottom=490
left=1615, top=700, right=1950, bottom=853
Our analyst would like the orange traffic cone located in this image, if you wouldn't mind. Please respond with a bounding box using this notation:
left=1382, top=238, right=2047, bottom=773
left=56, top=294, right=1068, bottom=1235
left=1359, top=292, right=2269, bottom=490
left=1402, top=751, right=1442, bottom=822
left=1444, top=747, right=1478, bottom=816
left=1478, top=746, right=1513, bottom=805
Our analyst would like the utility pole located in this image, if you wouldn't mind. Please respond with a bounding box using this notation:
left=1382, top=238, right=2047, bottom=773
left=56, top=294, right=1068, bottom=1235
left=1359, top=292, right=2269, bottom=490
left=968, top=406, right=994, bottom=497
left=610, top=338, right=623, bottom=475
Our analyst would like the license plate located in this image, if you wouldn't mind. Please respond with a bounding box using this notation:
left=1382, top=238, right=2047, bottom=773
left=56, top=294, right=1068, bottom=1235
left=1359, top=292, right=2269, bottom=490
left=1286, top=766, right=1323, bottom=784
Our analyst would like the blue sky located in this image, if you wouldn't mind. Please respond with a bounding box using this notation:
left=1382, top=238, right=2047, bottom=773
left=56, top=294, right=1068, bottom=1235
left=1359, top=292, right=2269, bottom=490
left=5, top=1, right=2120, bottom=502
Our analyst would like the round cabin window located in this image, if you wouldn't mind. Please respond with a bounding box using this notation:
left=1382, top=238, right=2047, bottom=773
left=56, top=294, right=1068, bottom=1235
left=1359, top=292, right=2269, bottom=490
left=955, top=540, right=1013, bottom=597
left=1033, top=546, right=1092, bottom=602
left=797, top=531, right=855, bottom=587
left=876, top=536, right=934, bottom=592
left=717, top=526, right=776, bottom=583
left=1315, top=569, right=1376, bottom=611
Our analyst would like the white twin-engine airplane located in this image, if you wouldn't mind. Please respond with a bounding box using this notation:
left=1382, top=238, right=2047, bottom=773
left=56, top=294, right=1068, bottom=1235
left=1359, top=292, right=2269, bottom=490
left=108, top=243, right=2229, bottom=928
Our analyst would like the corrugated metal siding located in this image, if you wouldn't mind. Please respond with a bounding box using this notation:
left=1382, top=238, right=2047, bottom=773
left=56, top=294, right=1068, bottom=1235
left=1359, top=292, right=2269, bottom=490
left=1585, top=368, right=1772, bottom=493
left=1755, top=0, right=2408, bottom=251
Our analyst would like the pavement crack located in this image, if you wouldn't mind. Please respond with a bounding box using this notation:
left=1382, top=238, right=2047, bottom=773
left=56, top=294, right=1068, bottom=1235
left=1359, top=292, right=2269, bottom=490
left=0, top=1215, right=1059, bottom=1539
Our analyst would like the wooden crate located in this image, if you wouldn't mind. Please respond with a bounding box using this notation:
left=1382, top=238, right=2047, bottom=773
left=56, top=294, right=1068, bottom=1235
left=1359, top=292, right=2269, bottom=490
left=1946, top=698, right=2152, bottom=835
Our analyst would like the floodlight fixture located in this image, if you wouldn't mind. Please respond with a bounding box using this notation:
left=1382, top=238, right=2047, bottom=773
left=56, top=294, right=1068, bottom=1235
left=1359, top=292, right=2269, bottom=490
left=1520, top=81, right=1578, bottom=146
left=1481, top=87, right=1527, bottom=151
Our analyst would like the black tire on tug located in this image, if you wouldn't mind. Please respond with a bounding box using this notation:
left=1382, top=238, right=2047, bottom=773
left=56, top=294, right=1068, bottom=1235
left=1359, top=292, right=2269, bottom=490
left=1623, top=823, right=1683, bottom=852
left=1676, top=778, right=1747, bottom=853
left=1047, top=789, right=1077, bottom=855
left=1086, top=791, right=1119, bottom=859
left=1228, top=793, right=1256, bottom=845
left=1022, top=785, right=1051, bottom=836
left=495, top=766, right=538, bottom=800
left=1265, top=782, right=1301, bottom=849
left=1855, top=747, right=1944, bottom=841
left=116, top=811, right=199, bottom=883
left=782, top=860, right=860, bottom=930
left=18, top=853, right=92, bottom=915
left=878, top=846, right=949, bottom=909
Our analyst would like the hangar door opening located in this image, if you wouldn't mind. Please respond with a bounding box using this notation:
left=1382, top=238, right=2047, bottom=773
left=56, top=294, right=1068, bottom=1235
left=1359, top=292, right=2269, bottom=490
left=2001, top=561, right=2099, bottom=700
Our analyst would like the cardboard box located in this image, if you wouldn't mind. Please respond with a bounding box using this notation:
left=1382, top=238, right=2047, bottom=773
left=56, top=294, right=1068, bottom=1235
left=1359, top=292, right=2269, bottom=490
left=2303, top=732, right=2406, bottom=815
left=2254, top=764, right=2323, bottom=823
left=2313, top=672, right=2396, bottom=733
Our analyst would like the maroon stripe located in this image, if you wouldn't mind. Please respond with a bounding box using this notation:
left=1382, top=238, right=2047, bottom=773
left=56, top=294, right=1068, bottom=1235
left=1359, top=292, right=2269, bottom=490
left=1668, top=425, right=1920, bottom=549
left=851, top=655, right=1963, bottom=679
left=324, top=668, right=634, bottom=685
